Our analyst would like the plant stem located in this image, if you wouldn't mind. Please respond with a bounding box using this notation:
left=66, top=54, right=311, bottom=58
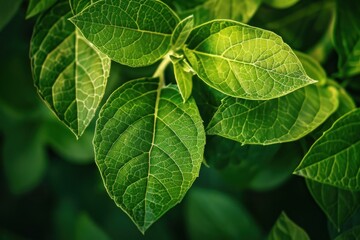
left=152, top=52, right=173, bottom=87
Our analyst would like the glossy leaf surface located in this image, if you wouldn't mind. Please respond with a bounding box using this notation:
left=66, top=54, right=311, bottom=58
left=184, top=20, right=315, bottom=100
left=70, top=0, right=179, bottom=67
left=207, top=85, right=338, bottom=145
left=30, top=2, right=110, bottom=137
left=94, top=78, right=205, bottom=233
left=295, top=109, right=360, bottom=191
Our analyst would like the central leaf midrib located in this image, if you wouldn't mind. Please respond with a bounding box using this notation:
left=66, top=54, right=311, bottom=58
left=144, top=79, right=163, bottom=226
left=193, top=50, right=308, bottom=82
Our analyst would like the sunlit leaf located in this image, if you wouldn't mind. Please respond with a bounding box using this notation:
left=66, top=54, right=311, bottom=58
left=207, top=85, right=338, bottom=145
left=295, top=109, right=360, bottom=191
left=172, top=58, right=193, bottom=102
left=185, top=20, right=316, bottom=100
left=268, top=212, right=310, bottom=240
left=70, top=0, right=179, bottom=67
left=94, top=78, right=205, bottom=233
left=30, top=2, right=110, bottom=137
left=171, top=15, right=194, bottom=51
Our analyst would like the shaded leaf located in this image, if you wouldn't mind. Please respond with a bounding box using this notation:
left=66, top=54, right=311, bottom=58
left=3, top=121, right=47, bottom=194
left=26, top=0, right=57, bottom=19
left=0, top=0, right=23, bottom=31
left=268, top=212, right=310, bottom=240
left=334, top=225, right=360, bottom=240
left=179, top=0, right=261, bottom=25
left=184, top=20, right=315, bottom=100
left=306, top=179, right=360, bottom=230
left=44, top=115, right=94, bottom=164
left=70, top=0, right=179, bottom=67
left=94, top=78, right=205, bottom=233
left=75, top=213, right=110, bottom=240
left=295, top=109, right=360, bottom=191
left=334, top=0, right=360, bottom=77
left=30, top=2, right=110, bottom=137
left=186, top=188, right=263, bottom=240
left=207, top=85, right=338, bottom=145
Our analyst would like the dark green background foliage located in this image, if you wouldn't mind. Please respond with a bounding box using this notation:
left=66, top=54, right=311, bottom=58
left=1, top=0, right=360, bottom=239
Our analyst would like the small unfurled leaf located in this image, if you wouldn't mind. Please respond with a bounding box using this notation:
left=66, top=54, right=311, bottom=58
left=207, top=85, right=338, bottom=145
left=333, top=0, right=360, bottom=77
left=184, top=20, right=316, bottom=100
left=268, top=212, right=310, bottom=240
left=295, top=109, right=360, bottom=191
left=0, top=0, right=23, bottom=31
left=172, top=58, right=193, bottom=102
left=70, top=0, right=179, bottom=67
left=186, top=188, right=263, bottom=240
left=94, top=78, right=205, bottom=233
left=179, top=0, right=261, bottom=25
left=334, top=225, right=360, bottom=240
left=26, top=0, right=57, bottom=19
left=263, top=0, right=299, bottom=9
left=30, top=2, right=110, bottom=137
left=172, top=15, right=194, bottom=50
left=306, top=179, right=360, bottom=230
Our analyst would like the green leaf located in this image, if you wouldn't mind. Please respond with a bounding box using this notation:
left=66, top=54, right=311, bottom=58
left=306, top=179, right=360, bottom=230
left=172, top=58, right=193, bottom=102
left=30, top=2, right=110, bottom=137
left=44, top=115, right=94, bottom=164
left=186, top=188, right=263, bottom=240
left=295, top=109, right=360, bottom=191
left=0, top=0, right=23, bottom=31
left=69, top=0, right=97, bottom=15
left=93, top=78, right=205, bottom=233
left=26, top=0, right=57, bottom=19
left=3, top=120, right=47, bottom=194
left=75, top=213, right=110, bottom=240
left=295, top=51, right=326, bottom=83
left=184, top=20, right=316, bottom=100
left=334, top=225, right=360, bottom=240
left=312, top=81, right=356, bottom=139
left=249, top=142, right=302, bottom=191
left=263, top=0, right=299, bottom=9
left=171, top=15, right=194, bottom=51
left=268, top=212, right=310, bottom=240
left=70, top=0, right=179, bottom=67
left=334, top=0, right=360, bottom=77
left=207, top=85, right=338, bottom=145
left=179, top=0, right=261, bottom=25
